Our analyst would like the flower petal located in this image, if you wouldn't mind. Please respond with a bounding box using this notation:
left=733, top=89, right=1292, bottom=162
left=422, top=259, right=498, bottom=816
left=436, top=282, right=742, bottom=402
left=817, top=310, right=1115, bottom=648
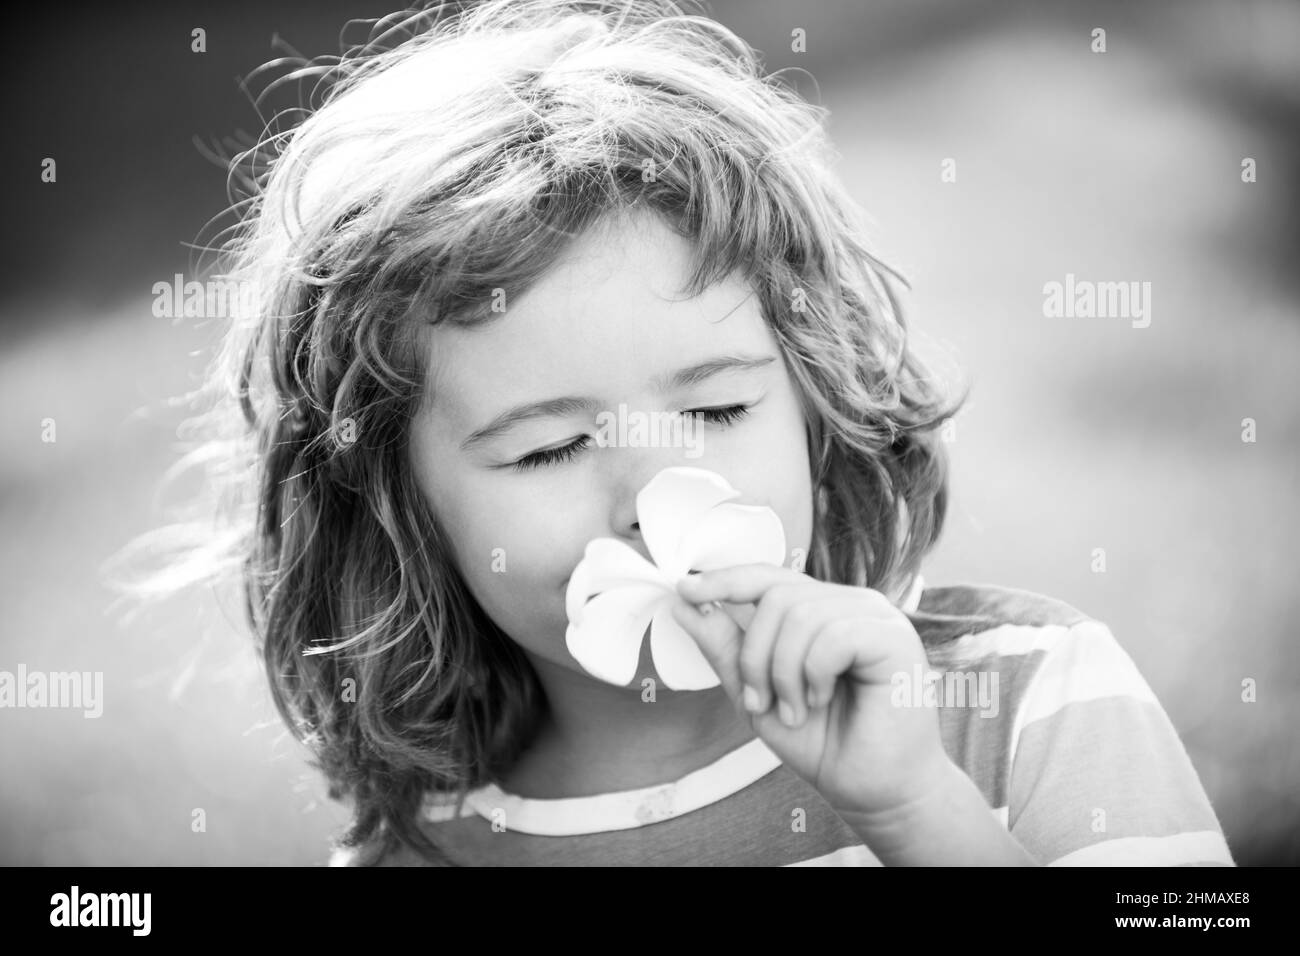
left=565, top=538, right=666, bottom=626
left=675, top=501, right=788, bottom=573
left=565, top=584, right=665, bottom=686
left=648, top=601, right=722, bottom=691
left=636, top=467, right=740, bottom=578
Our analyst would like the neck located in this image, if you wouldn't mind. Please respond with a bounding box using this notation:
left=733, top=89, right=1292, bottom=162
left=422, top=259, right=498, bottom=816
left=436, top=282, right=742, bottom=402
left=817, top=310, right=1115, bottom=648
left=500, top=640, right=756, bottom=799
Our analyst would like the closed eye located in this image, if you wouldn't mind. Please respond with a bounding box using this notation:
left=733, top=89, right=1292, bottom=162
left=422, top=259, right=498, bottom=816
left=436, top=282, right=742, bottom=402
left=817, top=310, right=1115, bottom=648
left=511, top=435, right=593, bottom=471
left=684, top=404, right=750, bottom=427
left=509, top=404, right=752, bottom=472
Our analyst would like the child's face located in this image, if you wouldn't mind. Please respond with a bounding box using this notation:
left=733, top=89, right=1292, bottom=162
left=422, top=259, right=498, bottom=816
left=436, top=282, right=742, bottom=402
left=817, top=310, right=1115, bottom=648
left=408, top=209, right=813, bottom=685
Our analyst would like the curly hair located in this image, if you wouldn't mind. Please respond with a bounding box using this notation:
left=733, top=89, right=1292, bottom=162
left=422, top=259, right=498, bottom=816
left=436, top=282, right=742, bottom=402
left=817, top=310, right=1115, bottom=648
left=108, top=0, right=968, bottom=866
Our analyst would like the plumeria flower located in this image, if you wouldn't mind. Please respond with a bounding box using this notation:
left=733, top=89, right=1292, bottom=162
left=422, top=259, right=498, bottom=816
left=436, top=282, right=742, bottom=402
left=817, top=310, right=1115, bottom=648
left=565, top=466, right=787, bottom=691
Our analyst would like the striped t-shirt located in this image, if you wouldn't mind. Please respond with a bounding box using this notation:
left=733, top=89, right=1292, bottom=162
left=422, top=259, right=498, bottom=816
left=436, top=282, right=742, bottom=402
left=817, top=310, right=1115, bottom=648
left=329, top=576, right=1234, bottom=866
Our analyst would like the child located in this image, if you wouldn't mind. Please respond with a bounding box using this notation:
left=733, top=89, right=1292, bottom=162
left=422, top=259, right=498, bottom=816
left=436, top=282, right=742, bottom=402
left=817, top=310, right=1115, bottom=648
left=145, top=0, right=1234, bottom=866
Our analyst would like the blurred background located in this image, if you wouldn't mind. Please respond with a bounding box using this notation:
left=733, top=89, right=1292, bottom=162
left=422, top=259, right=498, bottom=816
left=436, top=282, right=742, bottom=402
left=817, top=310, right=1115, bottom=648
left=2, top=0, right=1296, bottom=865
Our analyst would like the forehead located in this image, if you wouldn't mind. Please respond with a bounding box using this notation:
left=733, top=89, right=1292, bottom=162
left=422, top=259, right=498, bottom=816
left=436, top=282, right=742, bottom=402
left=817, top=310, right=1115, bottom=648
left=423, top=211, right=771, bottom=422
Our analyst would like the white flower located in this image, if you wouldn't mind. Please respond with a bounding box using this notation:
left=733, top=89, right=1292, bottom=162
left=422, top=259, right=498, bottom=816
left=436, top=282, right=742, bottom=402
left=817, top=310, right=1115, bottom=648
left=564, top=466, right=787, bottom=691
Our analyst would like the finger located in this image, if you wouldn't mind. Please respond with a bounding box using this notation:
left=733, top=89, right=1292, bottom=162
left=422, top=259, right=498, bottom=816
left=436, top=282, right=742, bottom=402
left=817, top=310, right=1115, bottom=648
left=735, top=583, right=819, bottom=715
left=676, top=563, right=808, bottom=607
left=715, top=600, right=758, bottom=633
left=771, top=598, right=861, bottom=726
left=803, top=624, right=857, bottom=712
left=669, top=596, right=746, bottom=707
left=803, top=617, right=900, bottom=705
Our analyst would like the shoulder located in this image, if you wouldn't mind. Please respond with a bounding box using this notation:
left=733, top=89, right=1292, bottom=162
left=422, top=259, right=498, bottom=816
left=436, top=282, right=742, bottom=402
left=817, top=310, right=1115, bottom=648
left=913, top=581, right=1092, bottom=643
left=911, top=581, right=1120, bottom=697
left=914, top=583, right=1133, bottom=807
left=912, top=581, right=1158, bottom=738
left=914, top=583, right=1232, bottom=864
left=911, top=581, right=1103, bottom=712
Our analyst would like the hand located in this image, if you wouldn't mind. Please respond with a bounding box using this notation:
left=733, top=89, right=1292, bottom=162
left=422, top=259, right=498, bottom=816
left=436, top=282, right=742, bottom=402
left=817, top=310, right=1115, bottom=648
left=672, top=564, right=952, bottom=819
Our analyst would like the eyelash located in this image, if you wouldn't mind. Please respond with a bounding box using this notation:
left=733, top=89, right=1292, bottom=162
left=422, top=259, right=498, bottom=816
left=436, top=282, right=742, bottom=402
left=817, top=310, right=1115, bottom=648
left=511, top=404, right=752, bottom=472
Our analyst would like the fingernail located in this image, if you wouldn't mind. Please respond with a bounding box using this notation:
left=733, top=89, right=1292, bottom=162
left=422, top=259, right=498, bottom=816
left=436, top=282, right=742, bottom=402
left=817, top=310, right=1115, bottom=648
left=806, top=686, right=818, bottom=710
left=742, top=685, right=762, bottom=713
left=778, top=699, right=795, bottom=727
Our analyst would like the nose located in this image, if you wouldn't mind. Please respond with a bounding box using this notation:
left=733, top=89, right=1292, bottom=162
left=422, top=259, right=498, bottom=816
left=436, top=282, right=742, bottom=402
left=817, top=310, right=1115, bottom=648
left=613, top=508, right=653, bottom=566
left=606, top=449, right=683, bottom=562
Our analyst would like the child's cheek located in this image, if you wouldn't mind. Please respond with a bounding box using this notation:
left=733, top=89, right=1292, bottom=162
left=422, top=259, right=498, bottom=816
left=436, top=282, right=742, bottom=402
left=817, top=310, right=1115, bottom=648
left=449, top=529, right=564, bottom=660
left=465, top=504, right=574, bottom=615
left=784, top=487, right=815, bottom=570
left=725, top=461, right=813, bottom=570
left=775, top=444, right=815, bottom=562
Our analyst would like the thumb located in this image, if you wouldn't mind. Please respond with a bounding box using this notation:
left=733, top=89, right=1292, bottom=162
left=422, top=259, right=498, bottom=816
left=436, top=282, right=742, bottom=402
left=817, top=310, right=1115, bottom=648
left=670, top=596, right=747, bottom=706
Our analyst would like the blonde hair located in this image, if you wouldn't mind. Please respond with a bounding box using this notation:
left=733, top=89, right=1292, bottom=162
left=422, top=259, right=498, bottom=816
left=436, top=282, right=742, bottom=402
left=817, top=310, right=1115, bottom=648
left=109, top=0, right=967, bottom=865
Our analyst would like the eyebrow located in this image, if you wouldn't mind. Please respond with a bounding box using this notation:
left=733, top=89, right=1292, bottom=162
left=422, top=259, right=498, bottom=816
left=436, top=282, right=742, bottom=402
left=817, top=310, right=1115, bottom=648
left=459, top=353, right=777, bottom=452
